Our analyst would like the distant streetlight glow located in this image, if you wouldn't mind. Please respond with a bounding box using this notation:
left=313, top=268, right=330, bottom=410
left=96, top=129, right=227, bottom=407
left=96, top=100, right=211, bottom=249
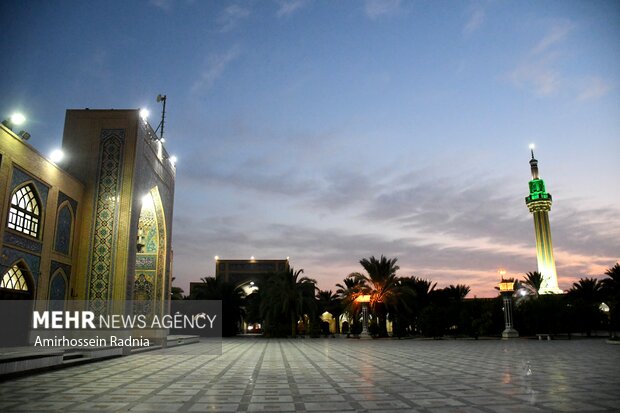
left=214, top=255, right=219, bottom=261
left=50, top=149, right=64, bottom=163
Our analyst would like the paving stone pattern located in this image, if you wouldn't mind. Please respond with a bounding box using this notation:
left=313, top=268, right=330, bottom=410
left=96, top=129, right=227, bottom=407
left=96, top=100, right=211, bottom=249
left=0, top=338, right=618, bottom=412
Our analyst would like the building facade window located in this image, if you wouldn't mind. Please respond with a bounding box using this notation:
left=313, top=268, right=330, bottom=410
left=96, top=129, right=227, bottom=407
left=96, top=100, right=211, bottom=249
left=1, top=265, right=29, bottom=291
left=7, top=184, right=40, bottom=237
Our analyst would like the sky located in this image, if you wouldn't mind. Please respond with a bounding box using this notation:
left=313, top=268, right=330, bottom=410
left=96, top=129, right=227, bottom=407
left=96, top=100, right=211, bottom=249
left=1, top=0, right=619, bottom=297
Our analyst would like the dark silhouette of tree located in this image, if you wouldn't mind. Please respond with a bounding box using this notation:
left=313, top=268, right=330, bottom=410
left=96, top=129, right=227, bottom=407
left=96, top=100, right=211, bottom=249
left=568, top=277, right=605, bottom=337
left=602, top=263, right=620, bottom=338
left=359, top=255, right=404, bottom=337
left=191, top=276, right=245, bottom=336
left=520, top=271, right=544, bottom=298
left=170, top=277, right=185, bottom=300
left=259, top=268, right=317, bottom=337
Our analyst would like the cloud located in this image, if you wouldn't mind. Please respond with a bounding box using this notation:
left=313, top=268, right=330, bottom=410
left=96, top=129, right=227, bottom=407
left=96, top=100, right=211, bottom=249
left=218, top=4, right=251, bottom=32
left=508, top=55, right=562, bottom=97
left=149, top=0, right=173, bottom=12
left=191, top=46, right=241, bottom=94
left=275, top=0, right=309, bottom=18
left=507, top=21, right=575, bottom=97
left=577, top=77, right=612, bottom=101
left=532, top=20, right=575, bottom=54
left=463, top=6, right=485, bottom=35
left=364, top=0, right=403, bottom=19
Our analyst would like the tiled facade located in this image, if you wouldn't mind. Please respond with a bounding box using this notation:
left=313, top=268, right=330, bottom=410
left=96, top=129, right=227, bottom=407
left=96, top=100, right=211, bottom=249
left=0, top=109, right=175, bottom=317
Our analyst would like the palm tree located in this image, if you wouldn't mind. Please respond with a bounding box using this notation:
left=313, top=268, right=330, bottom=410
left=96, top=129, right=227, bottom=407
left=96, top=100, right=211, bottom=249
left=191, top=276, right=245, bottom=336
left=260, top=268, right=317, bottom=337
left=170, top=277, right=185, bottom=300
left=568, top=277, right=605, bottom=337
left=602, top=263, right=620, bottom=338
left=359, top=255, right=403, bottom=337
left=445, top=284, right=470, bottom=300
left=520, top=271, right=544, bottom=298
left=335, top=273, right=367, bottom=335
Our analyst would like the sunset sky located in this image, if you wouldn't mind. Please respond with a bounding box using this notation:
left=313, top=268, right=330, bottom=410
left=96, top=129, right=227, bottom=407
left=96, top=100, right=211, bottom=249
left=1, top=0, right=618, bottom=297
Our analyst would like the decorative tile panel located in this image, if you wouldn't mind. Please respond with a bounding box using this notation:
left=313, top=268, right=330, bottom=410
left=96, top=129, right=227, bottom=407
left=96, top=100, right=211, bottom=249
left=87, top=129, right=124, bottom=315
left=54, top=204, right=72, bottom=255
left=3, top=232, right=42, bottom=253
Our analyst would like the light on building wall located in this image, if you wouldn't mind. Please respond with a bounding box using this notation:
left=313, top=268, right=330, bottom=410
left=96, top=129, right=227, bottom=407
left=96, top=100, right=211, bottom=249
left=50, top=149, right=64, bottom=163
left=139, top=108, right=149, bottom=120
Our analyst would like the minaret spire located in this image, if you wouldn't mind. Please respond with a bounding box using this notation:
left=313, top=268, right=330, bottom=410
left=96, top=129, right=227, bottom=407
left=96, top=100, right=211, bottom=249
left=529, top=143, right=539, bottom=179
left=525, top=144, right=562, bottom=294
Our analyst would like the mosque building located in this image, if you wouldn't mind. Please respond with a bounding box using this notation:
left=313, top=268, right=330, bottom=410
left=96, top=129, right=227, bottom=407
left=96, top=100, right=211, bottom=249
left=0, top=109, right=176, bottom=320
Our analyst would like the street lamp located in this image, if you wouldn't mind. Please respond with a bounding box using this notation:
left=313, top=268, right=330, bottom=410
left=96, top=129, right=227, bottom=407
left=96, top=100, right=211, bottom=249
left=499, top=271, right=519, bottom=339
left=355, top=294, right=371, bottom=339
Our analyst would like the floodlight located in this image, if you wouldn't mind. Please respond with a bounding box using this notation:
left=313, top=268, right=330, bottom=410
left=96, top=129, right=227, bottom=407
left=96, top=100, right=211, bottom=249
left=50, top=149, right=64, bottom=163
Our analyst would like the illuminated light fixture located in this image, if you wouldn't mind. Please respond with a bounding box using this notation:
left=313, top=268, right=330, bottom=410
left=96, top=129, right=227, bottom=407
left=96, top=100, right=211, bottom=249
left=286, top=256, right=290, bottom=260
left=529, top=143, right=535, bottom=150
left=169, top=155, right=177, bottom=166
left=139, top=108, right=149, bottom=120
left=250, top=281, right=254, bottom=285
left=355, top=294, right=371, bottom=303
left=250, top=256, right=255, bottom=261
left=142, top=194, right=151, bottom=205
left=50, top=149, right=64, bottom=163
left=214, top=255, right=219, bottom=261
left=498, top=278, right=515, bottom=293
left=10, top=113, right=26, bottom=125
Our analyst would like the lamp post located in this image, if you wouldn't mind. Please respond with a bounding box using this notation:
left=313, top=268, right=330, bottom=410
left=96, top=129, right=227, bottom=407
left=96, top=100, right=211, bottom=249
left=355, top=294, right=371, bottom=339
left=499, top=270, right=519, bottom=339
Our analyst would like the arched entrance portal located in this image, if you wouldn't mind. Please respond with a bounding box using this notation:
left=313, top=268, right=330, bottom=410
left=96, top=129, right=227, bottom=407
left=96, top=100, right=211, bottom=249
left=0, top=261, right=35, bottom=345
left=133, top=187, right=167, bottom=319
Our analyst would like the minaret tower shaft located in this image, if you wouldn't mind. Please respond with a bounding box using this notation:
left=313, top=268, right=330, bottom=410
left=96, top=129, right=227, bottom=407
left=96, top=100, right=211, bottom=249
left=525, top=146, right=563, bottom=294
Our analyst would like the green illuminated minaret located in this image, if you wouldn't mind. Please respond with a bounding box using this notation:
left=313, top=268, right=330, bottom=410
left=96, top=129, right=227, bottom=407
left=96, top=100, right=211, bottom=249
left=525, top=145, right=563, bottom=294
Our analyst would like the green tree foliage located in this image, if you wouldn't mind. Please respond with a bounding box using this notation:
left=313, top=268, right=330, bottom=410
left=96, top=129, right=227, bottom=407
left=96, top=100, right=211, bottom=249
left=191, top=277, right=245, bottom=337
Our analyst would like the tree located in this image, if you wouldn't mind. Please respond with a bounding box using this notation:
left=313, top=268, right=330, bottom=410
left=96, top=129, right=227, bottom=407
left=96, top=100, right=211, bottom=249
left=567, top=277, right=605, bottom=337
left=170, top=277, right=185, bottom=300
left=359, top=255, right=405, bottom=337
left=602, top=263, right=620, bottom=338
left=520, top=271, right=544, bottom=299
left=335, top=273, right=367, bottom=336
left=259, top=268, right=317, bottom=337
left=191, top=277, right=245, bottom=337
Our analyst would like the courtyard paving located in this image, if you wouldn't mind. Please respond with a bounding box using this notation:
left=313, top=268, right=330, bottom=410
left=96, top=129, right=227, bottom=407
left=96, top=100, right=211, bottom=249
left=0, top=337, right=618, bottom=412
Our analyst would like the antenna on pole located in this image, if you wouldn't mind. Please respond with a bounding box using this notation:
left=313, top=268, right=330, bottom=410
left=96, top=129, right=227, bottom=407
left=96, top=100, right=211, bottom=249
left=155, top=94, right=167, bottom=141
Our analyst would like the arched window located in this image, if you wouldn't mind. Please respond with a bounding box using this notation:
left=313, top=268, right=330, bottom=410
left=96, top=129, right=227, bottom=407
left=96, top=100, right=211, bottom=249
left=54, top=203, right=73, bottom=255
left=1, top=265, right=29, bottom=291
left=7, top=184, right=40, bottom=237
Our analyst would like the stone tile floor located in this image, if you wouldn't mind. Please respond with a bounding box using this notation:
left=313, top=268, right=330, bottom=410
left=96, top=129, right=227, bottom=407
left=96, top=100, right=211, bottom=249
left=0, top=338, right=618, bottom=412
